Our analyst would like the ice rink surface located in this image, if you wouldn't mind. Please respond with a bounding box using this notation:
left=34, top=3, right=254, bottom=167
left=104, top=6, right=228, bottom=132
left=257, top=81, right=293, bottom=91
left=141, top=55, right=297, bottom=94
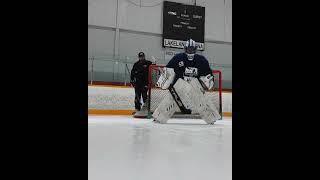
left=88, top=115, right=232, bottom=180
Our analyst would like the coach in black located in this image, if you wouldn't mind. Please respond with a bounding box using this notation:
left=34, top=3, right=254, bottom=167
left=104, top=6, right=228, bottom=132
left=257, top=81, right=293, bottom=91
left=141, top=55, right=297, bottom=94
left=130, top=52, right=153, bottom=113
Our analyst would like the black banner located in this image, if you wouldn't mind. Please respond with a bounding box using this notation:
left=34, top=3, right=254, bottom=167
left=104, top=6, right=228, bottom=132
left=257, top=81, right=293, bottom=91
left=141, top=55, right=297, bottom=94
left=163, top=1, right=205, bottom=50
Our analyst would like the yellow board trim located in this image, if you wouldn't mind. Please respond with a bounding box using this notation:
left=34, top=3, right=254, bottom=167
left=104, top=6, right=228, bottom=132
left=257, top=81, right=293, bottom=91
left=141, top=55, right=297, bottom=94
left=88, top=109, right=135, bottom=115
left=223, top=112, right=232, bottom=117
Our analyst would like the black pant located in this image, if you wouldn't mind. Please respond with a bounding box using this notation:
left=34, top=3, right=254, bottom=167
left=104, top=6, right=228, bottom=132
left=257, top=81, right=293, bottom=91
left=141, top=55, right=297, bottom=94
left=134, top=85, right=148, bottom=110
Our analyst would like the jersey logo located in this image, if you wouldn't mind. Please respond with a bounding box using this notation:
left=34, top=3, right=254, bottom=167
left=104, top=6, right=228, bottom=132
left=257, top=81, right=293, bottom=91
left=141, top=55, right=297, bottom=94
left=184, top=67, right=198, bottom=77
left=178, top=61, right=184, bottom=67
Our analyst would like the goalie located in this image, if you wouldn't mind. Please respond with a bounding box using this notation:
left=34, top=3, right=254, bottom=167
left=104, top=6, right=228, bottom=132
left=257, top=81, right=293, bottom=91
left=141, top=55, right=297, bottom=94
left=153, top=39, right=221, bottom=124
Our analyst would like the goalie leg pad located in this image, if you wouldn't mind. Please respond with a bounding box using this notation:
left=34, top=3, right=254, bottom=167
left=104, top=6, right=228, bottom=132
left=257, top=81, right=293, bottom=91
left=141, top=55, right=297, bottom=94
left=153, top=78, right=221, bottom=124
left=172, top=78, right=195, bottom=111
left=152, top=94, right=177, bottom=124
left=173, top=78, right=220, bottom=124
left=189, top=78, right=221, bottom=123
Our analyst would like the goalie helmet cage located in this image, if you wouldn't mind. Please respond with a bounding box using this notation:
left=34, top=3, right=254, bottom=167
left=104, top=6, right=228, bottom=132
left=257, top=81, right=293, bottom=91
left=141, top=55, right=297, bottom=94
left=147, top=64, right=223, bottom=120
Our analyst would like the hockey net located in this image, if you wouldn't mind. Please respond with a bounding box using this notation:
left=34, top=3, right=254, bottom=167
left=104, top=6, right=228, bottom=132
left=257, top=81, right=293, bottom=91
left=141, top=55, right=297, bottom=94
left=147, top=64, right=222, bottom=119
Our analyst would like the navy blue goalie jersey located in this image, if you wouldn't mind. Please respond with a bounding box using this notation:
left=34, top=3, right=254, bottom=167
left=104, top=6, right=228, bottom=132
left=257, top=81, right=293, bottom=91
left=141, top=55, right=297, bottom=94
left=166, top=53, right=213, bottom=83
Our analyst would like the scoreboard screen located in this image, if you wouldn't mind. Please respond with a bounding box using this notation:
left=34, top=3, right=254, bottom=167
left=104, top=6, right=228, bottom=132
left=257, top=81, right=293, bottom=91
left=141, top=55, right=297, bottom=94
left=163, top=1, right=205, bottom=50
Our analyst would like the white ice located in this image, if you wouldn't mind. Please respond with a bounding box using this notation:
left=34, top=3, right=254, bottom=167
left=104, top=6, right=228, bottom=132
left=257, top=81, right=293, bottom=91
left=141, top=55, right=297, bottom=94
left=88, top=115, right=232, bottom=180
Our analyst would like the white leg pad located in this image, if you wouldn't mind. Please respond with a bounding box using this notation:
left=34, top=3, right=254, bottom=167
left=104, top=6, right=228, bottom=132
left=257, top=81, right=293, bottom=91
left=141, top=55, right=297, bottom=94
left=189, top=78, right=221, bottom=123
left=172, top=79, right=195, bottom=111
left=173, top=78, right=220, bottom=124
left=153, top=78, right=221, bottom=124
left=152, top=94, right=177, bottom=124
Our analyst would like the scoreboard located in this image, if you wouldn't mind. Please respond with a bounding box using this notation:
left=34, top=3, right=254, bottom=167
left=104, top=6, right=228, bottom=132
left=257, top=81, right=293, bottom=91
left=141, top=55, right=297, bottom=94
left=163, top=1, right=205, bottom=50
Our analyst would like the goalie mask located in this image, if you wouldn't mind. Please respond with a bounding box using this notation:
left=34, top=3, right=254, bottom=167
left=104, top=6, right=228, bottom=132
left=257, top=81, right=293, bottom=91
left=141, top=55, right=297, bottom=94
left=184, top=39, right=197, bottom=61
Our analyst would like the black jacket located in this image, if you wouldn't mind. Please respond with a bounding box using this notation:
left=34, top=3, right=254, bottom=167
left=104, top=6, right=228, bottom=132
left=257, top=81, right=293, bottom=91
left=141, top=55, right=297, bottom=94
left=130, top=60, right=153, bottom=86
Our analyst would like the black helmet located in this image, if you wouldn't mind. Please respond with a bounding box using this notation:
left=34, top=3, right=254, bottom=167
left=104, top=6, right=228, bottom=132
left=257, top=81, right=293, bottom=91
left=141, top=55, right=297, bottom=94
left=138, top=52, right=145, bottom=57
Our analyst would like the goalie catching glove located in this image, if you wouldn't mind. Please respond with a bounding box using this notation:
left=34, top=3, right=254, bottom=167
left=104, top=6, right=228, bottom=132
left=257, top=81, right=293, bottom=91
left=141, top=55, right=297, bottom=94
left=156, top=67, right=175, bottom=89
left=199, top=74, right=214, bottom=90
